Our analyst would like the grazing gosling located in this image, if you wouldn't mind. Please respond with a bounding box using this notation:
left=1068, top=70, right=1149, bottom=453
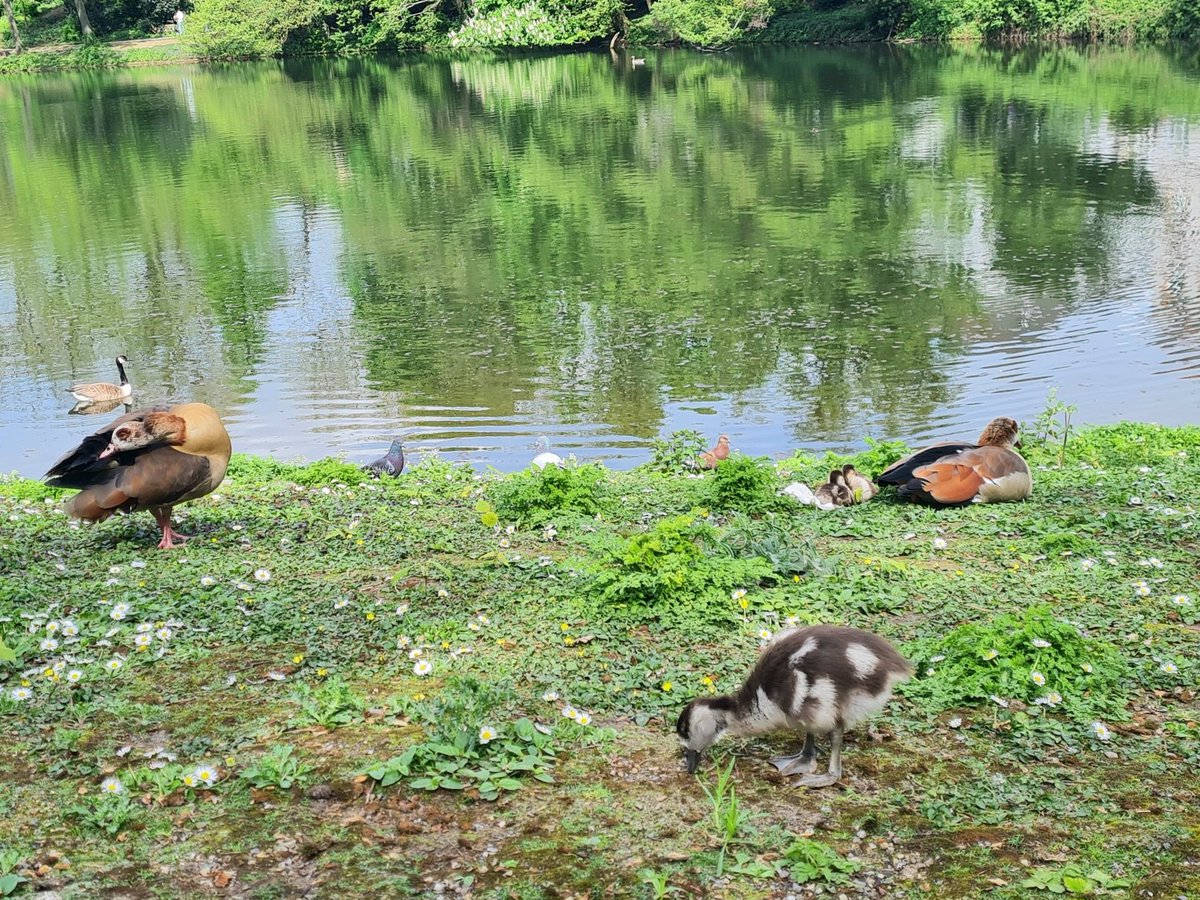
left=676, top=626, right=912, bottom=788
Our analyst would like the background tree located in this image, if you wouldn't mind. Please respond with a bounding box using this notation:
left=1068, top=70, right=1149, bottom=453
left=73, top=0, right=95, bottom=36
left=2, top=0, right=22, bottom=51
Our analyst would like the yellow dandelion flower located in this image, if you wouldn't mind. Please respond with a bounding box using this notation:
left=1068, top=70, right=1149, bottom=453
left=662, top=681, right=673, bottom=692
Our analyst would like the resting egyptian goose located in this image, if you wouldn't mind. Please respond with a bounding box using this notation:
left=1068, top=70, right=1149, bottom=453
left=697, top=435, right=731, bottom=470
left=44, top=403, right=231, bottom=549
left=875, top=416, right=1032, bottom=508
left=676, top=626, right=912, bottom=788
left=363, top=439, right=405, bottom=477
left=67, top=355, right=132, bottom=404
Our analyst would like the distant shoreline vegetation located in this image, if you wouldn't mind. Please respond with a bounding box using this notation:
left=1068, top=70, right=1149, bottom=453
left=1, top=0, right=1198, bottom=72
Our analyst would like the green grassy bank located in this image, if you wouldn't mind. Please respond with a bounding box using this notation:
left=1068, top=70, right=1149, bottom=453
left=1, top=421, right=1198, bottom=897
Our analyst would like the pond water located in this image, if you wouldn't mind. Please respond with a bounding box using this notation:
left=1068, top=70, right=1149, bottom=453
left=2, top=45, right=1199, bottom=476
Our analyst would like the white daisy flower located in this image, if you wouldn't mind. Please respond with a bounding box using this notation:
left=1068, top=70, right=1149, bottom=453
left=932, top=537, right=948, bottom=550
left=542, top=690, right=559, bottom=702
left=413, top=660, right=432, bottom=676
left=9, top=687, right=31, bottom=701
left=1031, top=638, right=1051, bottom=649
left=201, top=576, right=216, bottom=587
left=254, top=568, right=271, bottom=582
left=478, top=725, right=496, bottom=744
left=1091, top=721, right=1112, bottom=741
left=66, top=669, right=83, bottom=683
left=1030, top=671, right=1047, bottom=686
left=100, top=777, right=123, bottom=794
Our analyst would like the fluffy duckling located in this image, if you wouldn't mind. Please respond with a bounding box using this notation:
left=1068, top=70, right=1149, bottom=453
left=697, top=435, right=731, bottom=470
left=841, top=465, right=877, bottom=504
left=876, top=416, right=1031, bottom=507
left=66, top=355, right=132, bottom=404
left=44, top=403, right=231, bottom=549
left=363, top=439, right=405, bottom=477
left=676, top=626, right=912, bottom=788
left=813, top=469, right=853, bottom=510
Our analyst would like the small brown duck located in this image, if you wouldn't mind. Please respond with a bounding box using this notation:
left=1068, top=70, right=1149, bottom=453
left=676, top=626, right=912, bottom=788
left=697, top=435, right=731, bottom=470
left=45, top=403, right=232, bottom=549
left=876, top=416, right=1031, bottom=507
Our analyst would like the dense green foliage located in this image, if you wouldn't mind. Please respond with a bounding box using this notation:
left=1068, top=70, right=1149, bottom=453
left=4, top=0, right=1197, bottom=61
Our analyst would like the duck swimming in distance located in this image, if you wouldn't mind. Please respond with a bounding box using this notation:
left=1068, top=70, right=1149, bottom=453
left=676, top=626, right=912, bottom=788
left=66, top=355, right=132, bottom=405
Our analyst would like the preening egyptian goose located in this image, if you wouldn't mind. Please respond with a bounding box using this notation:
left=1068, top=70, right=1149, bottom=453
left=697, top=435, right=731, bottom=470
left=676, top=626, right=912, bottom=788
left=363, top=439, right=405, bottom=477
left=875, top=416, right=1032, bottom=508
left=67, top=355, right=132, bottom=404
left=44, top=403, right=231, bottom=549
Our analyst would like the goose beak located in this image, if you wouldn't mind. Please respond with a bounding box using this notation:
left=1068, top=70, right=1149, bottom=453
left=1014, top=438, right=1023, bottom=449
left=684, top=748, right=701, bottom=774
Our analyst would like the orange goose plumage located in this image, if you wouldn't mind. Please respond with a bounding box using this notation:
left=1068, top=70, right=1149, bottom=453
left=875, top=416, right=1032, bottom=508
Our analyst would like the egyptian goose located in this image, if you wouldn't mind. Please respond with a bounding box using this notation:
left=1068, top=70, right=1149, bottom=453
left=697, top=435, right=731, bottom=470
left=841, top=465, right=877, bottom=504
left=363, top=439, right=405, bottom=477
left=875, top=416, right=1031, bottom=507
left=44, top=403, right=231, bottom=549
left=676, top=626, right=912, bottom=788
left=66, top=355, right=132, bottom=404
left=813, top=469, right=853, bottom=509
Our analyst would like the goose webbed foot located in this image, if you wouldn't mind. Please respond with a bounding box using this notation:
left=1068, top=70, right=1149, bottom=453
left=157, top=527, right=191, bottom=550
left=152, top=508, right=189, bottom=549
left=790, top=728, right=842, bottom=790
left=771, top=732, right=817, bottom=775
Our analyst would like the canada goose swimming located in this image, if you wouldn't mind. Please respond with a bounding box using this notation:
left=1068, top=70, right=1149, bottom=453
left=363, top=439, right=405, bottom=477
left=813, top=469, right=853, bottom=510
left=531, top=435, right=565, bottom=470
left=676, top=626, right=912, bottom=788
left=875, top=417, right=1031, bottom=507
left=697, top=435, right=731, bottom=470
left=44, top=403, right=232, bottom=549
left=66, top=356, right=131, bottom=404
left=841, top=465, right=877, bottom=504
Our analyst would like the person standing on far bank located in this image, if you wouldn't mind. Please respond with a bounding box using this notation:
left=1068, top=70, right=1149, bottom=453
left=173, top=8, right=185, bottom=33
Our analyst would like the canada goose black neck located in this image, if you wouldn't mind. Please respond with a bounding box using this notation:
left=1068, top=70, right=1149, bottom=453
left=115, top=356, right=129, bottom=386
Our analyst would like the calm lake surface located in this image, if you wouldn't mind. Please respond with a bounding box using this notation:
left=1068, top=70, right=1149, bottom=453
left=2, top=45, right=1199, bottom=475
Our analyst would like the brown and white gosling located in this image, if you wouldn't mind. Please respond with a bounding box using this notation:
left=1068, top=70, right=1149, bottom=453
left=676, top=626, right=912, bottom=788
